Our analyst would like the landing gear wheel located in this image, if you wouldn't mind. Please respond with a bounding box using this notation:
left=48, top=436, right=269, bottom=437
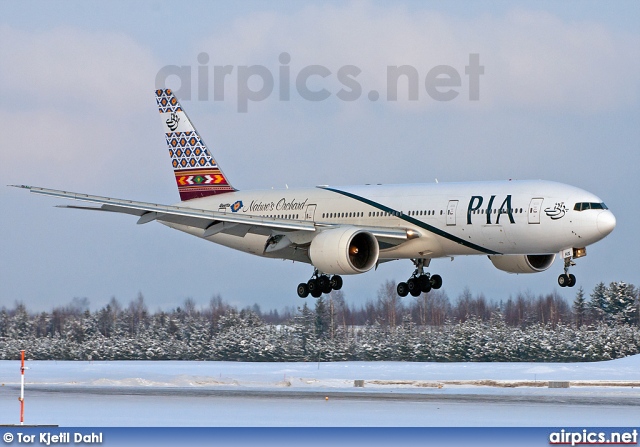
left=303, top=269, right=332, bottom=298
left=407, top=277, right=420, bottom=295
left=308, top=278, right=320, bottom=294
left=297, top=283, right=309, bottom=298
left=330, top=275, right=343, bottom=291
left=318, top=275, right=332, bottom=294
left=397, top=282, right=409, bottom=297
left=560, top=256, right=577, bottom=289
left=430, top=274, right=443, bottom=290
left=418, top=275, right=432, bottom=293
left=558, top=274, right=569, bottom=288
left=397, top=259, right=441, bottom=297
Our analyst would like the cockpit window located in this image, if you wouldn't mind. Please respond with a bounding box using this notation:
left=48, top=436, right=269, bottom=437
left=573, top=202, right=608, bottom=211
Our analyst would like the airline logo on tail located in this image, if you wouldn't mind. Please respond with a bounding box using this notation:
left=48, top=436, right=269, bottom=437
left=155, top=89, right=235, bottom=201
left=166, top=112, right=180, bottom=131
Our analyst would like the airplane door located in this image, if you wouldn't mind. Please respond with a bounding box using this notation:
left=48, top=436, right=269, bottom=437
left=305, top=204, right=317, bottom=221
left=528, top=198, right=543, bottom=224
left=446, top=200, right=458, bottom=226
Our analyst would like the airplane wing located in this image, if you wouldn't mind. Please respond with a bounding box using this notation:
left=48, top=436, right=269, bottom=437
left=13, top=185, right=316, bottom=233
left=12, top=186, right=414, bottom=242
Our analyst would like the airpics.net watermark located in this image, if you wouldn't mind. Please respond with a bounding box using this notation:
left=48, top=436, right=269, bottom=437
left=155, top=52, right=484, bottom=112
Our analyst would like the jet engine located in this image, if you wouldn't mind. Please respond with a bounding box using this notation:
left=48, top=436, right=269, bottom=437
left=488, top=254, right=556, bottom=274
left=309, top=227, right=379, bottom=275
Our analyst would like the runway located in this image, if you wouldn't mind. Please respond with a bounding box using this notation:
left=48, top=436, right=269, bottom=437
left=6, top=383, right=640, bottom=406
left=2, top=384, right=639, bottom=426
left=1, top=359, right=639, bottom=426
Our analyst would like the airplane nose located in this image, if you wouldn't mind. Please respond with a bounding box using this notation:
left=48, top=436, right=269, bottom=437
left=597, top=210, right=616, bottom=236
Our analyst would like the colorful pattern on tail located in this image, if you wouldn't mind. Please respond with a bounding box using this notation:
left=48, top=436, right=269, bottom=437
left=155, top=89, right=235, bottom=201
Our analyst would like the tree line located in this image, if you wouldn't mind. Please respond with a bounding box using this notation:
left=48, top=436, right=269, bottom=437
left=0, top=280, right=637, bottom=362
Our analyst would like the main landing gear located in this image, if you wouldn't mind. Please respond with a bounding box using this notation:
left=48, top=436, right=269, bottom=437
left=297, top=270, right=343, bottom=298
left=397, top=259, right=442, bottom=297
left=558, top=256, right=577, bottom=288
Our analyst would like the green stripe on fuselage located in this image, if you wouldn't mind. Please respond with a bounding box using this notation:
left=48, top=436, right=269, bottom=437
left=321, top=187, right=500, bottom=255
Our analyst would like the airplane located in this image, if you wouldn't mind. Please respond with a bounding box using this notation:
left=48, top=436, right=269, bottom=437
left=13, top=88, right=616, bottom=299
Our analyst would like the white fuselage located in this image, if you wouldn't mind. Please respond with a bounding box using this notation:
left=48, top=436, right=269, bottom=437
left=163, top=179, right=615, bottom=263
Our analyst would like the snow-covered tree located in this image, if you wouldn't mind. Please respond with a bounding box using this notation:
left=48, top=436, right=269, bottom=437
left=605, top=282, right=638, bottom=325
left=291, top=302, right=314, bottom=357
left=1, top=283, right=640, bottom=362
left=314, top=297, right=329, bottom=339
left=589, top=282, right=608, bottom=322
left=573, top=287, right=587, bottom=327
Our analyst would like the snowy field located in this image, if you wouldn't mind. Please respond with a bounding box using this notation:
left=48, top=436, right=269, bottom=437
left=0, top=356, right=639, bottom=426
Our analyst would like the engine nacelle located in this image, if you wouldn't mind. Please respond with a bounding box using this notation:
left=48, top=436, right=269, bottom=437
left=309, top=227, right=379, bottom=275
left=488, top=254, right=556, bottom=274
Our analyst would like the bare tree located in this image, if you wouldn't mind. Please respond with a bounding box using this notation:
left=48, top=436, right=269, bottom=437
left=376, top=280, right=403, bottom=327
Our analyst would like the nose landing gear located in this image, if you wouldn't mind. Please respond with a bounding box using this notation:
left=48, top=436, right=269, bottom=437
left=397, top=259, right=442, bottom=297
left=558, top=256, right=576, bottom=288
left=297, top=269, right=343, bottom=298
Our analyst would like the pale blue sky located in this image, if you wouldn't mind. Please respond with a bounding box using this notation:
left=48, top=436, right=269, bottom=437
left=1, top=1, right=639, bottom=312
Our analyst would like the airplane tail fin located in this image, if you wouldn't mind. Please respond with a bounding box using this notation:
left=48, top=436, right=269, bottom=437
left=155, top=89, right=236, bottom=201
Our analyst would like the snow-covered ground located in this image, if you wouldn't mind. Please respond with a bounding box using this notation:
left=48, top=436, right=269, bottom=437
left=0, top=356, right=639, bottom=426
